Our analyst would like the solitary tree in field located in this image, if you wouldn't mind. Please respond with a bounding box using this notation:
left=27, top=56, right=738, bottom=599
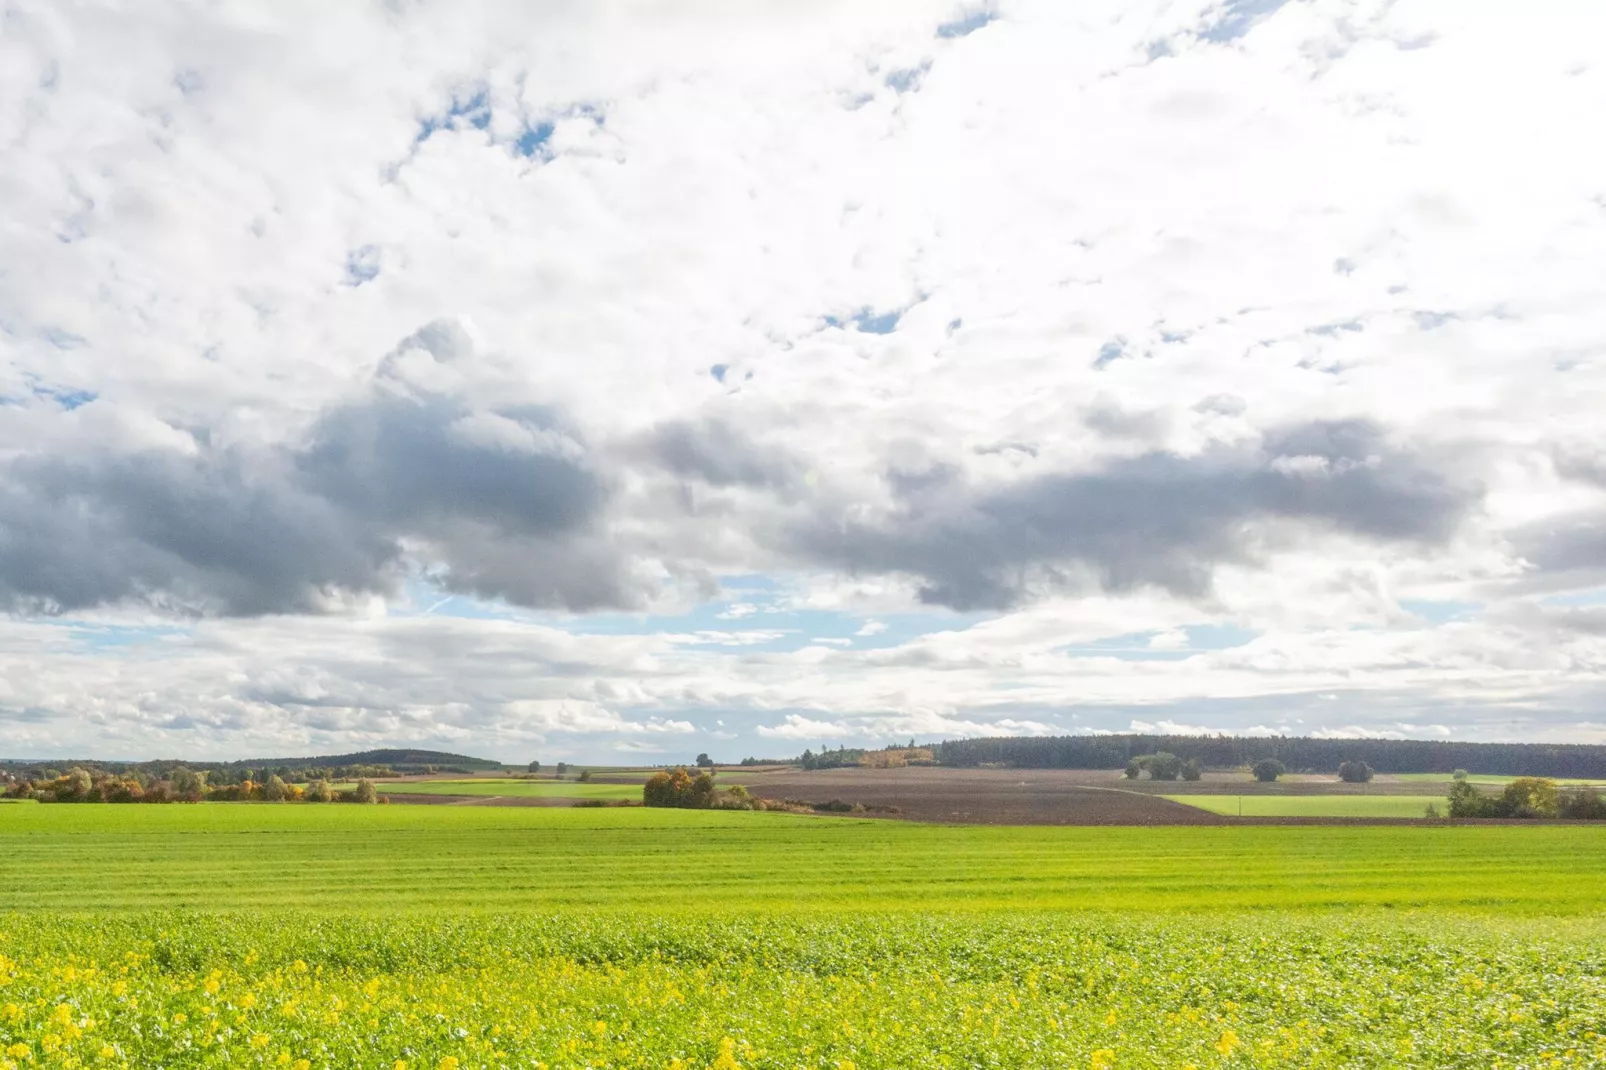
left=1337, top=760, right=1374, bottom=783
left=1147, top=752, right=1182, bottom=780
left=1251, top=759, right=1285, bottom=783
left=527, top=760, right=541, bottom=773
left=555, top=761, right=568, bottom=777
left=696, top=753, right=714, bottom=768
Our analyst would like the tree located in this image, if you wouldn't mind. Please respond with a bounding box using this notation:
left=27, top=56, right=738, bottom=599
left=555, top=762, right=568, bottom=777
left=1337, top=760, right=1373, bottom=783
left=1181, top=758, right=1202, bottom=781
left=695, top=753, right=714, bottom=768
left=1452, top=769, right=1469, bottom=781
left=1500, top=777, right=1558, bottom=819
left=527, top=760, right=541, bottom=774
left=577, top=769, right=593, bottom=783
left=170, top=766, right=207, bottom=800
left=1447, top=780, right=1498, bottom=818
left=306, top=779, right=334, bottom=803
left=1124, top=759, right=1141, bottom=779
left=1560, top=787, right=1606, bottom=820
left=263, top=774, right=289, bottom=802
left=354, top=778, right=379, bottom=804
left=63, top=767, right=93, bottom=800
left=1147, top=752, right=1182, bottom=781
left=1251, top=759, right=1285, bottom=783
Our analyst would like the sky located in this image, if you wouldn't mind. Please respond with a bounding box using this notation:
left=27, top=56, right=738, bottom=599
left=2, top=0, right=1605, bottom=763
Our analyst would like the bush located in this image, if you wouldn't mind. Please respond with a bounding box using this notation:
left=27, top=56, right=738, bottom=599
left=263, top=775, right=289, bottom=802
left=1180, top=758, right=1202, bottom=781
left=577, top=769, right=593, bottom=783
left=1560, top=787, right=1606, bottom=820
left=1423, top=802, right=1441, bottom=819
left=1500, top=777, right=1559, bottom=819
left=353, top=779, right=379, bottom=804
left=1337, top=760, right=1373, bottom=784
left=1251, top=759, right=1285, bottom=783
left=1147, top=752, right=1182, bottom=781
left=643, top=768, right=717, bottom=808
left=1124, top=759, right=1141, bottom=779
left=1452, top=769, right=1468, bottom=781
left=1447, top=780, right=1499, bottom=818
left=305, top=779, right=335, bottom=803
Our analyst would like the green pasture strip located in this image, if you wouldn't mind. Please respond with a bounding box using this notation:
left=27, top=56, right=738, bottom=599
left=4, top=804, right=1605, bottom=915
left=1165, top=794, right=1446, bottom=817
left=336, top=778, right=642, bottom=799
left=1388, top=773, right=1606, bottom=786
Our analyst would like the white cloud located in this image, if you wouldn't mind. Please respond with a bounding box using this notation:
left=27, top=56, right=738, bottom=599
left=2, top=1, right=1605, bottom=758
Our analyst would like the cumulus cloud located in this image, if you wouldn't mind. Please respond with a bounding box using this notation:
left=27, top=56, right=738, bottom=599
left=2, top=0, right=1605, bottom=756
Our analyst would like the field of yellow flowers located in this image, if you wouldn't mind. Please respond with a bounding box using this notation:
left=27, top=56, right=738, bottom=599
left=2, top=911, right=1604, bottom=1069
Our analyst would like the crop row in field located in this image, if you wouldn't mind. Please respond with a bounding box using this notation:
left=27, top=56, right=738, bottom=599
left=1163, top=795, right=1444, bottom=818
left=2, top=910, right=1603, bottom=1068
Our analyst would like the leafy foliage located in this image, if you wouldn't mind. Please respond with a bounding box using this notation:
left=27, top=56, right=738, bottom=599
left=1338, top=760, right=1374, bottom=783
left=1251, top=758, right=1285, bottom=783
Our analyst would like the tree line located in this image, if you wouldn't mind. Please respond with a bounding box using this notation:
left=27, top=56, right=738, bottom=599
left=930, top=734, right=1606, bottom=777
left=2, top=766, right=383, bottom=804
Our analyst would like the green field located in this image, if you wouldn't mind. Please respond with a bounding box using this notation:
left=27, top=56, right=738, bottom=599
left=3, top=806, right=1605, bottom=1068
left=1165, top=794, right=1446, bottom=818
left=352, top=777, right=643, bottom=799
left=1389, top=772, right=1606, bottom=786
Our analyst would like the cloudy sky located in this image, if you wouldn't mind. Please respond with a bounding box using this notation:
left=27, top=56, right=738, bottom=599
left=2, top=0, right=1604, bottom=762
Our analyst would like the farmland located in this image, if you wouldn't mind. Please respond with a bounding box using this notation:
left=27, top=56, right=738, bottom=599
left=1163, top=795, right=1445, bottom=818
left=339, top=778, right=641, bottom=800
left=2, top=806, right=1606, bottom=1068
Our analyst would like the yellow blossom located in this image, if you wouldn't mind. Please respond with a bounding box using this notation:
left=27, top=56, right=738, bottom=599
left=1216, top=1030, right=1241, bottom=1055
left=1090, top=1048, right=1116, bottom=1069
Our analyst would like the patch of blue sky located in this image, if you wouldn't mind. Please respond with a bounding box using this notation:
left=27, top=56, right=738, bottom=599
left=64, top=622, right=190, bottom=651
left=1541, top=587, right=1606, bottom=607
left=1400, top=599, right=1481, bottom=623
left=31, top=383, right=97, bottom=410
left=937, top=9, right=995, bottom=39
left=1057, top=624, right=1256, bottom=661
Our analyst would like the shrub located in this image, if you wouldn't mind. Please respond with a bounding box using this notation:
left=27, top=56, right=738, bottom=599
left=1560, top=787, right=1606, bottom=820
left=1180, top=758, right=1202, bottom=781
left=1251, top=759, right=1285, bottom=783
left=1337, top=760, right=1373, bottom=784
left=643, top=768, right=717, bottom=808
left=577, top=769, right=593, bottom=783
left=306, top=779, right=335, bottom=803
left=1447, top=780, right=1499, bottom=818
left=263, top=775, right=289, bottom=802
left=1124, top=759, right=1141, bottom=779
left=1500, top=777, right=1559, bottom=819
left=1452, top=769, right=1469, bottom=781
left=1423, top=802, right=1441, bottom=819
left=1147, top=752, right=1183, bottom=781
left=354, top=778, right=379, bottom=804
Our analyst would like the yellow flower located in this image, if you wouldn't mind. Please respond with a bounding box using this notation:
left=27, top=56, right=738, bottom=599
left=392, top=1062, right=407, bottom=1070
left=437, top=1058, right=460, bottom=1070
left=710, top=1037, right=741, bottom=1070
left=51, top=1004, right=73, bottom=1026
left=1090, top=1048, right=1116, bottom=1070
left=1216, top=1030, right=1241, bottom=1056
left=292, top=1061, right=311, bottom=1070
left=98, top=1045, right=116, bottom=1060
left=173, top=1012, right=187, bottom=1025
left=251, top=1033, right=271, bottom=1048
left=239, top=992, right=257, bottom=1009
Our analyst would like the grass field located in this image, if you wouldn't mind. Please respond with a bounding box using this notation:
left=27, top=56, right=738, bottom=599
left=1164, top=794, right=1446, bottom=818
left=1388, top=772, right=1606, bottom=786
left=3, top=806, right=1605, bottom=1067
left=346, top=778, right=643, bottom=799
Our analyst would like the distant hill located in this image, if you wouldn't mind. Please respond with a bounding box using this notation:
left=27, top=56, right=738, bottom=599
left=0, top=748, right=504, bottom=777
left=231, top=749, right=503, bottom=772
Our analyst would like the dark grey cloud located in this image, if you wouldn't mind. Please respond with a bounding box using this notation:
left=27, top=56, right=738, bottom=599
left=789, top=420, right=1478, bottom=611
left=641, top=418, right=799, bottom=491
left=0, top=321, right=627, bottom=616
